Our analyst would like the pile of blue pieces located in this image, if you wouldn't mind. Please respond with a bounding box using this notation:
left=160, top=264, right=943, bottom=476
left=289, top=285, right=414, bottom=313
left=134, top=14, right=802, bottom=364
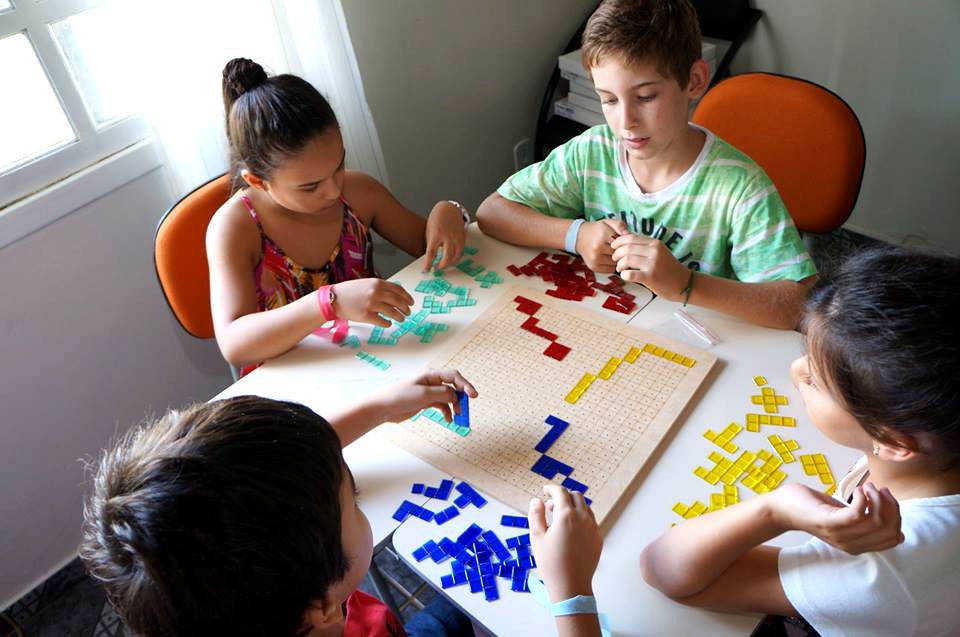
left=392, top=479, right=488, bottom=525
left=413, top=522, right=536, bottom=601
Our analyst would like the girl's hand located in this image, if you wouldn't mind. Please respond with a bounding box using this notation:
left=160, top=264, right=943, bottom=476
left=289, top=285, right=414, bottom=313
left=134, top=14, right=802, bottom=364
left=529, top=485, right=603, bottom=602
left=424, top=201, right=467, bottom=271
left=771, top=482, right=904, bottom=555
left=330, top=279, right=414, bottom=327
left=372, top=368, right=478, bottom=424
left=610, top=234, right=689, bottom=300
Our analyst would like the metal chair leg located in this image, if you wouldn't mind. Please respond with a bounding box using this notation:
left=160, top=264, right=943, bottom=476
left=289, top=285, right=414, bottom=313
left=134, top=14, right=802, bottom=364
left=368, top=555, right=403, bottom=619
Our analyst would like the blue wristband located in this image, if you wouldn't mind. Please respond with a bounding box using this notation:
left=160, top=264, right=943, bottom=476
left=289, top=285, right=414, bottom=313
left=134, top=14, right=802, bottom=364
left=564, top=218, right=585, bottom=254
left=551, top=594, right=598, bottom=616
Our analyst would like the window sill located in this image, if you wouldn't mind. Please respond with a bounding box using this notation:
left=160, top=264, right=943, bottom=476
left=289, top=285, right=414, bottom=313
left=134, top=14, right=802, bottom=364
left=0, top=139, right=164, bottom=250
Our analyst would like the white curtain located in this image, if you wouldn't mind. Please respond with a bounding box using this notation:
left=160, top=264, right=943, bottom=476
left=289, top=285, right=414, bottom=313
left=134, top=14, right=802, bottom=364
left=103, top=0, right=387, bottom=198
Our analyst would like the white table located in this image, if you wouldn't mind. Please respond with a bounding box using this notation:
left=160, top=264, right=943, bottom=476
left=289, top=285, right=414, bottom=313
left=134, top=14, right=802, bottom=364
left=214, top=225, right=648, bottom=546
left=214, top=227, right=861, bottom=635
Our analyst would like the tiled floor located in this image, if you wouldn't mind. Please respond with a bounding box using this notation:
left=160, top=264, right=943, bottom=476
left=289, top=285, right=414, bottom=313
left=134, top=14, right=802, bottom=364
left=0, top=228, right=880, bottom=637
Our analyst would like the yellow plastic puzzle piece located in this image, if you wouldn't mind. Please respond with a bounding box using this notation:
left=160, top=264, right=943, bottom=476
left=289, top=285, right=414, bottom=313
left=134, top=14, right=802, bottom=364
left=719, top=450, right=756, bottom=485
left=681, top=356, right=696, bottom=367
left=643, top=343, right=656, bottom=353
left=768, top=434, right=800, bottom=463
left=799, top=453, right=835, bottom=486
left=598, top=357, right=622, bottom=380
left=564, top=372, right=597, bottom=404
left=653, top=346, right=665, bottom=357
left=723, top=484, right=740, bottom=506
left=703, top=422, right=743, bottom=454
left=695, top=451, right=734, bottom=486
left=750, top=386, right=789, bottom=414
left=624, top=346, right=642, bottom=363
left=825, top=483, right=837, bottom=496
left=753, top=375, right=768, bottom=386
left=672, top=500, right=709, bottom=520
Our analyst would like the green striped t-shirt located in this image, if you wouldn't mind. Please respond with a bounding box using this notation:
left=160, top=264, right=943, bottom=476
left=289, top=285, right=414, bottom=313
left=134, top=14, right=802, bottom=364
left=497, top=125, right=816, bottom=283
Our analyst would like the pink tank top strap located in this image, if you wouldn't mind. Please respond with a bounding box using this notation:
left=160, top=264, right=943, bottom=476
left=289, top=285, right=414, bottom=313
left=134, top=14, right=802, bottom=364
left=239, top=191, right=263, bottom=230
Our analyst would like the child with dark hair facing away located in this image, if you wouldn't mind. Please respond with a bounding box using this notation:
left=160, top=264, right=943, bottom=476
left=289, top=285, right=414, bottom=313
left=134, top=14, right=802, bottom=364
left=208, top=58, right=469, bottom=372
left=80, top=370, right=604, bottom=637
left=640, top=246, right=960, bottom=636
left=477, top=0, right=816, bottom=329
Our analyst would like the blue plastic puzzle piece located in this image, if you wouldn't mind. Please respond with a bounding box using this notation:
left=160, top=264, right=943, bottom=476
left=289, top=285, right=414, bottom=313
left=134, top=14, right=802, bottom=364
left=392, top=500, right=414, bottom=522
left=453, top=481, right=487, bottom=509
left=535, top=415, right=569, bottom=453
left=530, top=455, right=573, bottom=479
left=433, top=505, right=460, bottom=525
left=481, top=530, right=512, bottom=562
left=411, top=483, right=425, bottom=495
left=505, top=533, right=531, bottom=549
left=500, top=515, right=529, bottom=528
left=511, top=567, right=530, bottom=592
left=412, top=544, right=430, bottom=562
left=436, top=479, right=454, bottom=500
left=453, top=391, right=470, bottom=428
left=561, top=477, right=589, bottom=494
left=457, top=523, right=484, bottom=546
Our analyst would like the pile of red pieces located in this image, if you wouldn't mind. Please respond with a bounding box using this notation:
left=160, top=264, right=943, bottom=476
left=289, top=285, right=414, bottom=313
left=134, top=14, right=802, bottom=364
left=513, top=296, right=571, bottom=361
left=506, top=251, right=637, bottom=314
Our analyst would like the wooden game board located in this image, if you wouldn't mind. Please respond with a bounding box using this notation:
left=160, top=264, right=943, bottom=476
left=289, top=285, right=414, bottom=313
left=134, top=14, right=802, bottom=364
left=378, top=286, right=717, bottom=524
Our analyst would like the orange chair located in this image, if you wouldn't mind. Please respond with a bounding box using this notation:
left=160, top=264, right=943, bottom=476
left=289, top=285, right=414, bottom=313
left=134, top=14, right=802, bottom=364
left=692, top=73, right=865, bottom=234
left=154, top=173, right=231, bottom=339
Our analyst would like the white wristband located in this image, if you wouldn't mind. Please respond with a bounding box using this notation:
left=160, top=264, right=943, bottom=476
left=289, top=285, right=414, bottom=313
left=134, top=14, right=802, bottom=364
left=565, top=218, right=586, bottom=254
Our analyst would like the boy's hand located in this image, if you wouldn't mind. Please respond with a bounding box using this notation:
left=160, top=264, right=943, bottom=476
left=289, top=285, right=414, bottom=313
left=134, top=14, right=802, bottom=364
left=610, top=234, right=689, bottom=300
left=425, top=201, right=467, bottom=271
left=575, top=219, right=628, bottom=273
left=529, top=485, right=603, bottom=602
left=331, top=279, right=414, bottom=327
left=372, top=368, right=478, bottom=424
left=771, top=482, right=904, bottom=555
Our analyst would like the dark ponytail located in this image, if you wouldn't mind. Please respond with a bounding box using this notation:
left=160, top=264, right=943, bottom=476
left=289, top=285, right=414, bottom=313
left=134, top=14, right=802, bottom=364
left=221, top=57, right=340, bottom=192
left=802, top=245, right=960, bottom=468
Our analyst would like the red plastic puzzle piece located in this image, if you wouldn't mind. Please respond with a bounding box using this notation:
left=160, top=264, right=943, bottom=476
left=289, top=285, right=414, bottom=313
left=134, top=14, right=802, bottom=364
left=543, top=342, right=570, bottom=361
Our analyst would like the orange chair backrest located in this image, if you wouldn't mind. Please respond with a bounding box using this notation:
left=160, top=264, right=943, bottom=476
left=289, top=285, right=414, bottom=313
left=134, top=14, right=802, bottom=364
left=154, top=174, right=231, bottom=339
left=692, top=73, right=865, bottom=234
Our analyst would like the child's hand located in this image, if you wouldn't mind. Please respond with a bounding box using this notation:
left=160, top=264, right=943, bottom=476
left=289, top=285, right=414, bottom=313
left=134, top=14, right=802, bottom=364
left=424, top=201, right=467, bottom=271
left=576, top=219, right=628, bottom=273
left=372, top=368, right=478, bottom=424
left=771, top=482, right=904, bottom=555
left=331, top=279, right=414, bottom=327
left=529, top=485, right=603, bottom=602
left=610, top=234, right=690, bottom=300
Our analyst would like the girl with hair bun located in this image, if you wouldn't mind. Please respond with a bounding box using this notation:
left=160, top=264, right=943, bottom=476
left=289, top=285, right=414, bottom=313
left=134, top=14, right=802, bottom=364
left=208, top=58, right=469, bottom=372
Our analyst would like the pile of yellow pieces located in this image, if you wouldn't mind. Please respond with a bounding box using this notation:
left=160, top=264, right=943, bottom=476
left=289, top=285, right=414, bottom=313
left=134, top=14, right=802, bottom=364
left=671, top=376, right=838, bottom=522
left=564, top=342, right=697, bottom=404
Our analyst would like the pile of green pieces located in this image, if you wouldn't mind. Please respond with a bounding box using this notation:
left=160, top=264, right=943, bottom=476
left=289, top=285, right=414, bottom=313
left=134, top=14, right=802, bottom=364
left=369, top=308, right=450, bottom=345
left=411, top=407, right=470, bottom=437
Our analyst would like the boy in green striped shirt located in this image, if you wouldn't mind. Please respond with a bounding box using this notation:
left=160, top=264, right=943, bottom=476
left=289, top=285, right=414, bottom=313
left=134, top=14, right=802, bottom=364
left=477, top=0, right=816, bottom=330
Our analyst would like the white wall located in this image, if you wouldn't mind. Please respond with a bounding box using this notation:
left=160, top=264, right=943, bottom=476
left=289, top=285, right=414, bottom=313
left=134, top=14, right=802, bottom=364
left=0, top=163, right=231, bottom=607
left=730, top=0, right=960, bottom=254
left=339, top=0, right=598, bottom=217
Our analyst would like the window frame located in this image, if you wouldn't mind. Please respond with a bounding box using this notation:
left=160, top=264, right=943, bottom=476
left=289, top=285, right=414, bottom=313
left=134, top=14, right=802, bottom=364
left=0, top=0, right=152, bottom=212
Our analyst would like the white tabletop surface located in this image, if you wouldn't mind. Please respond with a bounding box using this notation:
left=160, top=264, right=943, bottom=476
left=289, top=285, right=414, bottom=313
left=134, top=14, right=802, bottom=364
left=213, top=226, right=861, bottom=635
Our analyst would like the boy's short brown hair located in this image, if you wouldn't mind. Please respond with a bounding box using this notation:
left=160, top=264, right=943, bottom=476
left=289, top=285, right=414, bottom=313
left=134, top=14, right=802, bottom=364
left=582, top=0, right=702, bottom=88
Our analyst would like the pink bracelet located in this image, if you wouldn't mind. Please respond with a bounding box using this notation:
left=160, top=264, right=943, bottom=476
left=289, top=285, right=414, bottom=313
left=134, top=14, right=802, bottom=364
left=313, top=285, right=348, bottom=343
left=317, top=285, right=337, bottom=321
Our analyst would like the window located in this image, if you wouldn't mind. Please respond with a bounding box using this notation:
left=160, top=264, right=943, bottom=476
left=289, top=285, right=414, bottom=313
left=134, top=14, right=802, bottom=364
left=0, top=0, right=150, bottom=210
